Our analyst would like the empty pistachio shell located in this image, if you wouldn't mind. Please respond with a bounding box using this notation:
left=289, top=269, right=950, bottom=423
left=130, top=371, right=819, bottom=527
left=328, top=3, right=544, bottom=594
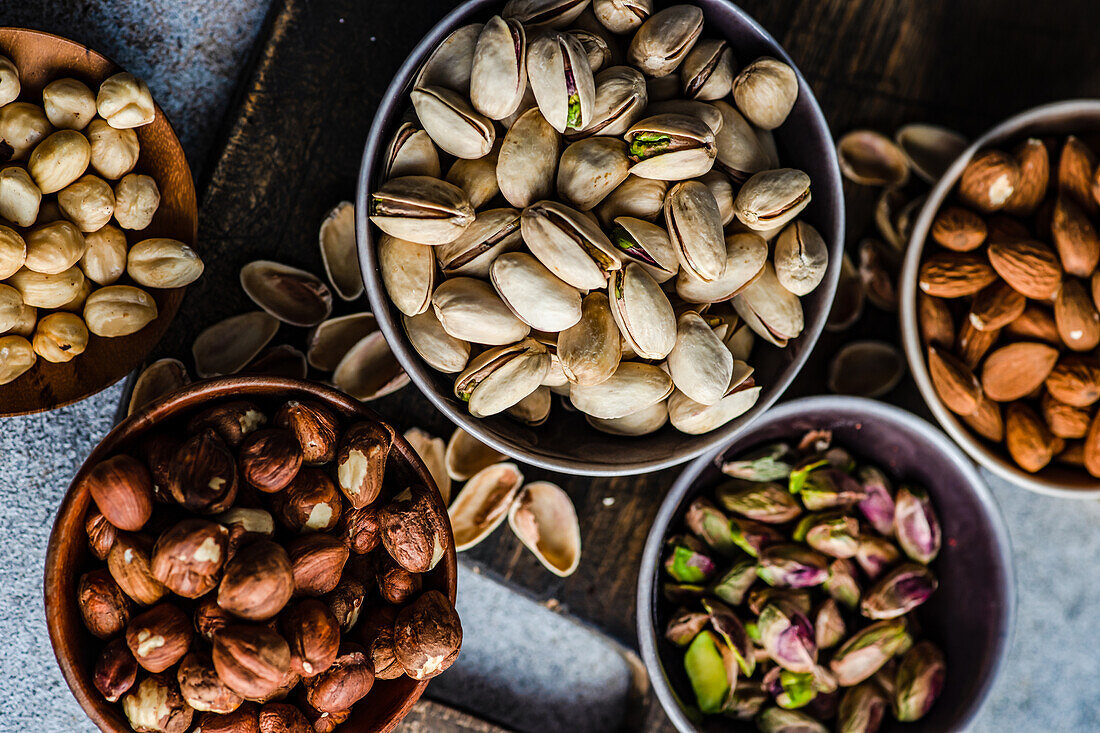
left=596, top=175, right=667, bottom=226
left=724, top=320, right=755, bottom=362
left=449, top=462, right=524, bottom=550
left=306, top=313, right=377, bottom=371
left=557, top=137, right=631, bottom=210
left=446, top=427, right=507, bottom=481
left=6, top=266, right=85, bottom=308
left=735, top=168, right=811, bottom=232
left=507, top=385, right=552, bottom=426
left=527, top=31, right=597, bottom=133
left=593, top=0, right=653, bottom=32
left=825, top=253, right=864, bottom=332
left=83, top=285, right=157, bottom=337
left=436, top=208, right=523, bottom=279
left=412, top=85, right=496, bottom=159
left=504, top=0, right=590, bottom=28
left=610, top=262, right=677, bottom=359
left=447, top=143, right=501, bottom=209
left=829, top=341, right=905, bottom=398
left=240, top=260, right=332, bottom=327
left=370, top=175, right=474, bottom=245
left=609, top=216, right=678, bottom=282
left=415, top=23, right=481, bottom=93
left=0, top=335, right=35, bottom=385
left=682, top=39, right=735, bottom=101
left=668, top=382, right=761, bottom=435
left=676, top=232, right=767, bottom=304
left=664, top=179, right=726, bottom=281
left=378, top=234, right=436, bottom=319
left=383, top=122, right=442, bottom=180
left=404, top=428, right=451, bottom=504
left=557, top=291, right=622, bottom=386
left=470, top=17, right=528, bottom=120
left=774, top=221, right=828, bottom=296
left=587, top=398, right=667, bottom=435
left=490, top=252, right=583, bottom=332
left=732, top=57, right=798, bottom=130
left=667, top=311, right=734, bottom=404
left=127, top=238, right=204, bottom=289
left=837, top=130, right=910, bottom=187
left=733, top=263, right=804, bottom=347
left=626, top=113, right=717, bottom=180
left=498, top=108, right=560, bottom=208
left=627, top=5, right=703, bottom=77
left=508, top=481, right=581, bottom=576
left=403, top=309, right=470, bottom=374
left=129, top=358, right=190, bottom=415
left=318, top=201, right=362, bottom=301
left=574, top=65, right=648, bottom=139
left=455, top=338, right=550, bottom=417
left=192, top=311, right=279, bottom=378
left=332, top=331, right=410, bottom=401
left=244, top=344, right=307, bottom=379
left=570, top=361, right=673, bottom=419
left=432, top=277, right=531, bottom=345
left=895, top=123, right=967, bottom=185
left=521, top=200, right=622, bottom=290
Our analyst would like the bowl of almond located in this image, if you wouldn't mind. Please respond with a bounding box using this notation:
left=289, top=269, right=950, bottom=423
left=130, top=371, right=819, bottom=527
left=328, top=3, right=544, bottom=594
left=901, top=100, right=1100, bottom=497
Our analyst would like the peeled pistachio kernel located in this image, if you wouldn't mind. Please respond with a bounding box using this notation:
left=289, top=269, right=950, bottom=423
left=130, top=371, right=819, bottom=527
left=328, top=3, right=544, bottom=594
left=0, top=55, right=18, bottom=107
left=32, top=311, right=89, bottom=363
left=0, top=102, right=52, bottom=160
left=24, top=220, right=87, bottom=274
left=113, top=173, right=160, bottom=230
left=0, top=283, right=22, bottom=332
left=0, top=334, right=35, bottom=385
left=732, top=56, right=799, bottom=130
left=42, top=78, right=97, bottom=130
left=127, top=238, right=204, bottom=289
left=86, top=119, right=140, bottom=180
left=80, top=224, right=129, bottom=285
left=58, top=174, right=115, bottom=232
left=0, top=225, right=27, bottom=280
left=96, top=72, right=156, bottom=129
left=28, top=129, right=91, bottom=194
left=6, top=266, right=85, bottom=308
left=83, top=284, right=158, bottom=337
left=0, top=166, right=42, bottom=226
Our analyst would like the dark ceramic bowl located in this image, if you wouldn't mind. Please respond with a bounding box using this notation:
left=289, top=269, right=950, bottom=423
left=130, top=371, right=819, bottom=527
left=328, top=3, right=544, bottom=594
left=357, top=0, right=845, bottom=476
left=637, top=396, right=1015, bottom=732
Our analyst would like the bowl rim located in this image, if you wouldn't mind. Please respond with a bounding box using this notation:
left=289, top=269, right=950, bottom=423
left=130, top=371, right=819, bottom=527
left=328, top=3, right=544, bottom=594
left=43, top=376, right=458, bottom=733
left=635, top=394, right=1017, bottom=733
left=354, top=0, right=845, bottom=477
left=899, top=98, right=1100, bottom=498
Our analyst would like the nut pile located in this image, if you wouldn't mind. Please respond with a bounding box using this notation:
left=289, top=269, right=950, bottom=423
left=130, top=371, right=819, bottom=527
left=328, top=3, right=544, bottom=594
left=662, top=431, right=945, bottom=731
left=0, top=57, right=203, bottom=385
left=370, top=1, right=830, bottom=436
left=918, top=134, right=1100, bottom=475
left=76, top=397, right=460, bottom=733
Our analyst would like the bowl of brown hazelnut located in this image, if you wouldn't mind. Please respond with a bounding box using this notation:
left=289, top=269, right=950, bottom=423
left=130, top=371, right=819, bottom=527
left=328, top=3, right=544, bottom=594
left=44, top=376, right=460, bottom=733
left=0, top=28, right=202, bottom=416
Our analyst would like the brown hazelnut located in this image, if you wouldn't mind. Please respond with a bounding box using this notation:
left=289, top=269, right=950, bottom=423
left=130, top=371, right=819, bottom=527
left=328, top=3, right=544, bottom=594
left=336, top=504, right=381, bottom=554
left=189, top=400, right=268, bottom=447
left=93, top=637, right=137, bottom=702
left=375, top=552, right=421, bottom=605
left=324, top=578, right=366, bottom=632
left=107, top=533, right=168, bottom=605
left=84, top=454, right=154, bottom=531
left=303, top=642, right=374, bottom=714
left=298, top=700, right=350, bottom=733
left=125, top=602, right=193, bottom=673
left=151, top=518, right=229, bottom=598
left=288, top=535, right=349, bottom=597
left=240, top=429, right=303, bottom=492
left=86, top=508, right=118, bottom=559
left=251, top=666, right=301, bottom=704
left=216, top=507, right=277, bottom=559
left=195, top=595, right=236, bottom=642
left=279, top=599, right=340, bottom=678
left=192, top=703, right=261, bottom=733
left=274, top=401, right=340, bottom=465
left=78, top=567, right=132, bottom=638
left=168, top=429, right=239, bottom=514
left=218, top=539, right=295, bottom=621
left=178, top=650, right=244, bottom=714
left=258, top=703, right=312, bottom=733
left=334, top=421, right=391, bottom=508
left=358, top=605, right=402, bottom=680
left=272, top=468, right=343, bottom=533
left=121, top=674, right=194, bottom=733
left=379, top=484, right=448, bottom=573
left=138, top=432, right=182, bottom=503
left=213, top=624, right=293, bottom=701
left=393, top=590, right=462, bottom=680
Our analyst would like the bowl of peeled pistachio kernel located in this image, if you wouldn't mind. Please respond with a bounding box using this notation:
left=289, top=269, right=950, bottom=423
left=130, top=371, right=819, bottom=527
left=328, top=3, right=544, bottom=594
left=638, top=396, right=1014, bottom=733
left=358, top=0, right=844, bottom=475
left=0, top=28, right=200, bottom=415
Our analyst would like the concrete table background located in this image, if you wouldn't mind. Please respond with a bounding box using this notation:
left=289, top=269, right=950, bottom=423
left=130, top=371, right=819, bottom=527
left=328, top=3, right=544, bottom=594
left=0, top=0, right=1098, bottom=731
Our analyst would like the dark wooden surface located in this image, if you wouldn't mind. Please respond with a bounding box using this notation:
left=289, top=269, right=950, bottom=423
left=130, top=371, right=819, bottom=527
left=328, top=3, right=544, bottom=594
left=143, top=1, right=1100, bottom=730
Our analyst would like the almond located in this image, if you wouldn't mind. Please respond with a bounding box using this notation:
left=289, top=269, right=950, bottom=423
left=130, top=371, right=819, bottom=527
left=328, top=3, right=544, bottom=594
left=959, top=150, right=1020, bottom=213
left=930, top=206, right=986, bottom=252
left=1091, top=161, right=1100, bottom=212
left=981, top=342, right=1060, bottom=402
left=1041, top=392, right=1092, bottom=439
left=1058, top=441, right=1086, bottom=467
left=956, top=321, right=1000, bottom=369
left=918, top=252, right=996, bottom=298
left=1046, top=356, right=1100, bottom=407
left=1092, top=270, right=1100, bottom=313
left=968, top=280, right=1025, bottom=331
left=1054, top=278, right=1100, bottom=351
left=918, top=293, right=955, bottom=347
left=1005, top=402, right=1056, bottom=473
left=985, top=215, right=1031, bottom=243
left=1005, top=304, right=1061, bottom=345
left=1083, top=410, right=1100, bottom=477
left=1004, top=138, right=1050, bottom=216
left=961, top=394, right=1004, bottom=442
left=1051, top=195, right=1100, bottom=276
left=927, top=344, right=982, bottom=416
left=987, top=239, right=1063, bottom=300
left=1058, top=136, right=1097, bottom=215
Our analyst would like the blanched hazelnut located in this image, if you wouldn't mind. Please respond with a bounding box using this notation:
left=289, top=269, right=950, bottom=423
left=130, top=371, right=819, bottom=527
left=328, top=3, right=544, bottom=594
left=239, top=429, right=302, bottom=492
left=86, top=508, right=118, bottom=560
left=192, top=703, right=261, bottom=733
left=93, top=637, right=137, bottom=702
left=127, top=237, right=204, bottom=289
left=24, top=220, right=86, bottom=274
left=125, top=602, right=193, bottom=673
left=288, top=534, right=349, bottom=597
left=195, top=595, right=236, bottom=642
left=0, top=282, right=22, bottom=332
left=324, top=578, right=365, bottom=632
left=0, top=224, right=26, bottom=279
left=218, top=539, right=295, bottom=621
left=58, top=173, right=114, bottom=231
left=42, top=78, right=97, bottom=130
left=28, top=129, right=90, bottom=193
left=273, top=468, right=343, bottom=533
left=359, top=605, right=402, bottom=680
left=58, top=269, right=94, bottom=313
left=114, top=173, right=160, bottom=229
left=0, top=167, right=41, bottom=226
left=380, top=484, right=448, bottom=573
left=178, top=651, right=244, bottom=714
left=279, top=599, right=340, bottom=678
left=303, top=642, right=374, bottom=714
left=166, top=429, right=238, bottom=513
left=335, top=504, right=381, bottom=555
left=212, top=624, right=292, bottom=701
left=0, top=56, right=18, bottom=107
left=78, top=568, right=132, bottom=638
left=121, top=674, right=194, bottom=733
left=83, top=284, right=158, bottom=337
left=393, top=590, right=462, bottom=680
left=0, top=102, right=52, bottom=160
left=80, top=223, right=128, bottom=284
left=335, top=421, right=391, bottom=508
left=84, top=453, right=154, bottom=532
left=107, top=533, right=167, bottom=605
left=0, top=334, right=35, bottom=385
left=32, top=311, right=89, bottom=363
left=376, top=551, right=421, bottom=605
left=274, top=401, right=340, bottom=465
left=6, top=265, right=84, bottom=308
left=189, top=401, right=267, bottom=447
left=86, top=118, right=139, bottom=179
left=1, top=301, right=35, bottom=338
left=151, top=518, right=229, bottom=598
left=97, top=72, right=156, bottom=129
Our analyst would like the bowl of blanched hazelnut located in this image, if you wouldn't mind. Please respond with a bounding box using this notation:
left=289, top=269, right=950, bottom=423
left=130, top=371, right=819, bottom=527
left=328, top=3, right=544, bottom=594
left=0, top=28, right=201, bottom=415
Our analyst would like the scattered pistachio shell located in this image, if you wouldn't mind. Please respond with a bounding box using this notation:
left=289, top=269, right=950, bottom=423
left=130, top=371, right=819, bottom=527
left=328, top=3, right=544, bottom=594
left=828, top=341, right=905, bottom=398
left=508, top=481, right=581, bottom=576
left=824, top=253, right=864, bottom=332
left=192, top=311, right=279, bottom=378
left=445, top=427, right=507, bottom=481
left=404, top=428, right=452, bottom=504
left=319, top=201, right=363, bottom=301
left=895, top=123, right=967, bottom=184
left=332, top=330, right=410, bottom=401
left=244, top=344, right=307, bottom=379
left=240, top=260, right=333, bottom=327
left=449, top=462, right=524, bottom=550
left=128, top=358, right=190, bottom=416
left=306, top=313, right=378, bottom=371
left=836, top=130, right=910, bottom=187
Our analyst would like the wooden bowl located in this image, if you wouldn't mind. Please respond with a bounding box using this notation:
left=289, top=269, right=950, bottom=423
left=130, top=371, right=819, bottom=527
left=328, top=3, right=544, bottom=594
left=0, top=28, right=197, bottom=416
left=44, top=377, right=458, bottom=733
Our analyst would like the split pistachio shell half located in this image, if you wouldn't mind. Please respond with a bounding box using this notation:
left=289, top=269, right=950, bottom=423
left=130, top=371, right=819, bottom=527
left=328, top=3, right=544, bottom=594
left=447, top=143, right=501, bottom=209
left=0, top=335, right=35, bottom=385
left=527, top=31, right=597, bottom=133
left=332, top=330, right=410, bottom=401
left=682, top=39, right=735, bottom=101
left=498, top=108, right=560, bottom=208
left=521, top=200, right=622, bottom=290
left=667, top=311, right=734, bottom=404
left=609, top=262, right=676, bottom=359
left=627, top=5, right=704, bottom=77
left=725, top=320, right=755, bottom=362
left=383, top=122, right=442, bottom=180
left=626, top=113, right=717, bottom=180
left=574, top=30, right=612, bottom=74
left=245, top=344, right=307, bottom=379
left=449, top=461, right=524, bottom=551
left=609, top=216, right=678, bottom=282
left=508, top=481, right=581, bottom=576
left=507, top=385, right=552, bottom=425
left=455, top=338, right=550, bottom=417
left=596, top=175, right=667, bottom=226
left=574, top=65, right=648, bottom=139
left=432, top=276, right=531, bottom=345
left=436, top=208, right=523, bottom=278
left=712, top=100, right=770, bottom=182
left=734, top=168, right=811, bottom=231
left=490, top=252, right=583, bottom=332
left=319, top=201, right=363, bottom=301
left=403, top=309, right=470, bottom=374
left=773, top=221, right=829, bottom=296
left=733, top=262, right=804, bottom=347
left=446, top=427, right=507, bottom=481
left=836, top=130, right=910, bottom=187
left=664, top=179, right=726, bottom=281
left=379, top=234, right=436, bottom=317
left=587, top=398, right=667, bottom=435
left=240, top=260, right=333, bottom=327
left=594, top=0, right=653, bottom=33
left=732, top=56, right=798, bottom=130
left=129, top=358, right=190, bottom=415
left=404, top=428, right=452, bottom=504
left=829, top=340, right=905, bottom=399
left=307, top=313, right=377, bottom=371
left=557, top=137, right=631, bottom=210
left=895, top=123, right=967, bottom=185
left=504, top=0, right=590, bottom=28
left=369, top=175, right=474, bottom=245
left=412, top=85, right=497, bottom=159
left=569, top=361, right=673, bottom=419
left=192, top=310, right=279, bottom=378
left=668, top=382, right=761, bottom=434
left=470, top=16, right=529, bottom=120
left=557, top=291, right=622, bottom=385
left=415, top=24, right=482, bottom=93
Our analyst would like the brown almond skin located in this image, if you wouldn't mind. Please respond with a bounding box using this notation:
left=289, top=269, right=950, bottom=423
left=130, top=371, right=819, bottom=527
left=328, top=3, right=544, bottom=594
left=212, top=625, right=293, bottom=701
left=1052, top=194, right=1100, bottom=277
left=968, top=280, right=1025, bottom=332
left=1006, top=305, right=1062, bottom=344
left=86, top=509, right=118, bottom=560
left=278, top=599, right=340, bottom=678
left=107, top=533, right=168, bottom=606
left=272, top=468, right=343, bottom=533
left=218, top=539, right=295, bottom=621
left=962, top=395, right=1005, bottom=442
left=927, top=344, right=982, bottom=416
left=987, top=238, right=1064, bottom=300
left=151, top=518, right=230, bottom=598
left=287, top=534, right=349, bottom=597
left=981, top=342, right=1060, bottom=402
left=930, top=206, right=987, bottom=251
left=85, top=454, right=154, bottom=532
left=956, top=321, right=1000, bottom=369
left=188, top=400, right=268, bottom=447
left=918, top=252, right=997, bottom=298
left=1006, top=402, right=1056, bottom=473
left=1041, top=393, right=1092, bottom=439
left=393, top=590, right=462, bottom=680
left=985, top=214, right=1031, bottom=242
left=258, top=702, right=312, bottom=733
left=274, top=400, right=340, bottom=465
left=1046, top=356, right=1100, bottom=407
left=1059, top=135, right=1098, bottom=215
left=1059, top=441, right=1086, bottom=467
left=1054, top=278, right=1100, bottom=352
left=1004, top=138, right=1050, bottom=216
left=125, top=602, right=194, bottom=673
left=177, top=650, right=245, bottom=714
left=93, top=637, right=138, bottom=703
left=303, top=642, right=375, bottom=714
left=79, top=569, right=133, bottom=639
left=958, top=149, right=1020, bottom=213
left=918, top=293, right=955, bottom=347
left=239, top=429, right=303, bottom=492
left=192, top=703, right=261, bottom=733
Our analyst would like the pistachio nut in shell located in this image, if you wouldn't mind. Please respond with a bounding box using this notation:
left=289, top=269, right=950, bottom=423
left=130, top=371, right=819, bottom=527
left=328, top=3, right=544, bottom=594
left=732, top=56, right=798, bottom=130
left=773, top=221, right=828, bottom=296
left=32, top=311, right=88, bottom=363
left=735, top=168, right=811, bottom=232
left=503, top=0, right=590, bottom=28
left=596, top=175, right=667, bottom=226
left=241, top=260, right=332, bottom=327
left=317, top=201, right=362, bottom=301
left=695, top=169, right=736, bottom=225
left=674, top=232, right=766, bottom=304
left=446, top=427, right=506, bottom=481
left=83, top=284, right=157, bottom=337
left=454, top=338, right=550, bottom=418
left=609, top=215, right=679, bottom=282
left=668, top=373, right=760, bottom=435
left=733, top=262, right=804, bottom=347
left=836, top=129, right=910, bottom=187
left=403, top=309, right=470, bottom=374
left=432, top=276, right=531, bottom=345
left=666, top=310, right=734, bottom=405
left=28, top=129, right=91, bottom=194
left=570, top=360, right=673, bottom=419
left=594, top=0, right=652, bottom=32
left=192, top=311, right=279, bottom=378
left=379, top=234, right=435, bottom=317
left=663, top=180, right=726, bottom=282
left=369, top=175, right=474, bottom=245
left=393, top=590, right=462, bottom=680
left=415, top=23, right=480, bottom=93
left=449, top=462, right=524, bottom=550
left=0, top=167, right=42, bottom=228
left=469, top=16, right=528, bottom=120
left=574, top=65, right=648, bottom=139
left=436, top=206, right=523, bottom=277
left=588, top=398, right=667, bottom=436
left=710, top=100, right=770, bottom=182
left=526, top=31, right=596, bottom=133
left=382, top=122, right=441, bottom=180
left=508, top=481, right=581, bottom=577
left=24, top=220, right=86, bottom=275
left=490, top=251, right=583, bottom=332
left=447, top=143, right=501, bottom=208
left=609, top=262, right=677, bottom=359
left=332, top=331, right=410, bottom=402
left=126, top=238, right=203, bottom=289
left=557, top=291, right=622, bottom=386
left=557, top=136, right=631, bottom=210
left=626, top=113, right=716, bottom=180
left=497, top=108, right=560, bottom=209
left=627, top=5, right=703, bottom=77
left=508, top=385, right=552, bottom=425
left=521, top=199, right=622, bottom=289
left=412, top=85, right=495, bottom=159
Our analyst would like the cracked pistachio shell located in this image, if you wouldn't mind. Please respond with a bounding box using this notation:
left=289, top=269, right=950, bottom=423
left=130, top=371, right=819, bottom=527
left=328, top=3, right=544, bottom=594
left=6, top=265, right=84, bottom=308
left=735, top=168, right=812, bottom=231
left=415, top=24, right=482, bottom=94
left=644, top=99, right=723, bottom=136
left=432, top=277, right=531, bottom=345
left=0, top=103, right=51, bottom=161
left=667, top=310, right=734, bottom=404
left=829, top=619, right=911, bottom=687
left=379, top=234, right=436, bottom=317
left=83, top=285, right=157, bottom=337
left=490, top=252, right=583, bottom=332
left=0, top=166, right=42, bottom=227
left=470, top=17, right=528, bottom=120
left=724, top=320, right=755, bottom=362
left=332, top=330, right=410, bottom=401
left=498, top=108, right=560, bottom=208
left=893, top=641, right=945, bottom=722
left=569, top=360, right=672, bottom=419
left=609, top=216, right=678, bottom=282
left=774, top=221, right=828, bottom=296
left=436, top=208, right=522, bottom=278
left=627, top=5, right=704, bottom=77
left=572, top=66, right=648, bottom=139
left=508, top=481, right=581, bottom=576
left=504, top=0, right=591, bottom=28
left=307, top=313, right=377, bottom=371
left=626, top=113, right=717, bottom=180
left=445, top=427, right=506, bottom=481
left=527, top=31, right=597, bottom=134
left=587, top=397, right=666, bottom=435
left=449, top=462, right=524, bottom=550
left=538, top=339, right=569, bottom=388
left=574, top=30, right=612, bottom=74
left=447, top=142, right=501, bottom=209
left=712, top=100, right=770, bottom=182
left=0, top=335, right=35, bottom=385
left=732, top=57, right=798, bottom=130
left=733, top=262, right=804, bottom=347
left=837, top=129, right=910, bottom=187
left=682, top=39, right=736, bottom=101
left=664, top=179, right=726, bottom=281
left=240, top=260, right=332, bottom=327
left=596, top=175, right=667, bottom=226
left=382, top=122, right=441, bottom=181
left=412, top=85, right=496, bottom=159
left=593, top=0, right=653, bottom=33
left=558, top=291, right=621, bottom=385
left=370, top=175, right=474, bottom=245
left=609, top=262, right=676, bottom=359
left=895, top=123, right=967, bottom=185
left=455, top=338, right=550, bottom=417
left=507, top=385, right=552, bottom=425
left=403, top=308, right=470, bottom=374
left=129, top=358, right=189, bottom=415
left=668, top=370, right=759, bottom=434
left=319, top=201, right=362, bottom=301
left=557, top=137, right=631, bottom=210
left=694, top=169, right=735, bottom=226
left=192, top=311, right=279, bottom=377
left=521, top=200, right=621, bottom=290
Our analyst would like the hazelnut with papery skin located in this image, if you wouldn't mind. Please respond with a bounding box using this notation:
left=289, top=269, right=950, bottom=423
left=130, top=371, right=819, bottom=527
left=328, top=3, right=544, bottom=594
left=188, top=401, right=268, bottom=447
left=194, top=595, right=235, bottom=642
left=287, top=534, right=349, bottom=597
left=393, top=590, right=462, bottom=680
left=335, top=421, right=391, bottom=508
left=191, top=703, right=261, bottom=733
left=93, top=637, right=137, bottom=703
left=215, top=507, right=275, bottom=558
left=272, top=468, right=343, bottom=533
left=177, top=651, right=244, bottom=714
left=380, top=484, right=448, bottom=573
left=376, top=552, right=421, bottom=605
left=167, top=429, right=239, bottom=514
left=239, top=429, right=302, bottom=492
left=218, top=539, right=295, bottom=622
left=258, top=702, right=312, bottom=733
left=212, top=624, right=292, bottom=701
left=78, top=568, right=132, bottom=638
left=137, top=432, right=181, bottom=504
left=303, top=643, right=374, bottom=714
left=279, top=599, right=340, bottom=678
left=107, top=533, right=167, bottom=605
left=125, top=602, right=193, bottom=673
left=359, top=605, right=403, bottom=680
left=84, top=454, right=154, bottom=532
left=298, top=700, right=350, bottom=733
left=324, top=578, right=366, bottom=632
left=335, top=504, right=381, bottom=554
left=251, top=666, right=300, bottom=705
left=121, top=674, right=194, bottom=733
left=151, top=518, right=229, bottom=598
left=274, top=401, right=339, bottom=465
left=86, top=508, right=118, bottom=560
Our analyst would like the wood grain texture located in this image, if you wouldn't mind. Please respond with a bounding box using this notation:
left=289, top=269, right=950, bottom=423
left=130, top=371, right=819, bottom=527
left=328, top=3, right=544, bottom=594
left=396, top=699, right=513, bottom=732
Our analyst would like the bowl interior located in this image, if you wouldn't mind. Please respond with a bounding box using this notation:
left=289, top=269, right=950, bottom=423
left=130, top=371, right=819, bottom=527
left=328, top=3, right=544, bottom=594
left=44, top=377, right=458, bottom=733
left=639, top=397, right=1014, bottom=733
left=357, top=0, right=845, bottom=476
left=0, top=28, right=197, bottom=416
left=901, top=99, right=1100, bottom=497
